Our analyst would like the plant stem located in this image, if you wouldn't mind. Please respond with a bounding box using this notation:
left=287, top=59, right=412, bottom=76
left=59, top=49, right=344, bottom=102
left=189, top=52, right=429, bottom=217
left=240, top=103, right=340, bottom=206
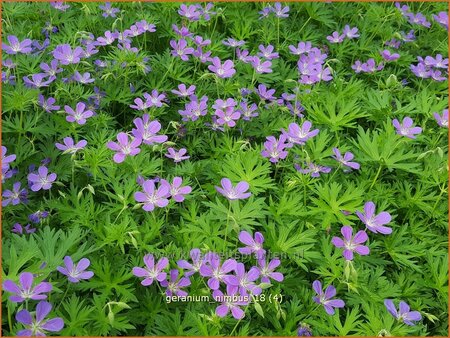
left=369, top=164, right=382, bottom=190
left=55, top=284, right=70, bottom=312
left=223, top=201, right=232, bottom=253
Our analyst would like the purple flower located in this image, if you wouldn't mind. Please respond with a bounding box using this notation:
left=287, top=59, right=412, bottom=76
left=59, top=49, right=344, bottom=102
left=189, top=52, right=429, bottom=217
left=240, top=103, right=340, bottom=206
left=199, top=253, right=237, bottom=290
left=12, top=223, right=36, bottom=235
left=295, top=162, right=331, bottom=178
left=297, top=323, right=313, bottom=336
left=73, top=71, right=95, bottom=84
left=352, top=58, right=384, bottom=73
left=28, top=210, right=49, bottom=224
left=2, top=35, right=33, bottom=54
left=289, top=41, right=312, bottom=55
left=401, top=29, right=416, bottom=42
left=259, top=6, right=272, bottom=20
left=107, top=132, right=142, bottom=163
left=2, top=272, right=52, bottom=303
left=251, top=56, right=272, bottom=74
left=96, top=30, right=117, bottom=45
left=256, top=84, right=276, bottom=102
left=52, top=44, right=84, bottom=65
left=55, top=137, right=87, bottom=154
left=134, top=179, right=170, bottom=211
left=170, top=39, right=194, bottom=61
left=384, top=300, right=422, bottom=326
left=424, top=54, right=448, bottom=68
left=405, top=12, right=431, bottom=28
left=2, top=146, right=16, bottom=170
left=177, top=248, right=205, bottom=277
left=132, top=254, right=168, bottom=286
left=132, top=115, right=168, bottom=145
left=258, top=44, right=279, bottom=60
left=326, top=31, right=345, bottom=43
left=160, top=269, right=191, bottom=297
left=393, top=117, right=422, bottom=139
left=99, top=2, right=120, bottom=17
left=356, top=201, right=392, bottom=235
left=284, top=121, right=319, bottom=145
left=332, top=148, right=360, bottom=171
left=222, top=38, right=246, bottom=48
left=208, top=57, right=236, bottom=78
left=236, top=49, right=252, bottom=63
left=178, top=4, right=202, bottom=21
left=23, top=74, right=53, bottom=88
left=144, top=90, right=166, bottom=108
left=257, top=257, right=284, bottom=284
left=192, top=35, right=211, bottom=47
left=261, top=135, right=289, bottom=163
left=215, top=108, right=241, bottom=127
left=38, top=95, right=60, bottom=113
left=2, top=182, right=28, bottom=206
left=238, top=101, right=258, bottom=121
left=273, top=2, right=289, bottom=18
left=65, top=102, right=94, bottom=125
left=40, top=60, right=63, bottom=79
left=171, top=83, right=196, bottom=97
left=169, top=177, right=192, bottom=202
left=380, top=50, right=400, bottom=61
left=343, top=25, right=359, bottom=39
left=165, top=148, right=190, bottom=163
left=410, top=62, right=432, bottom=78
left=433, top=109, right=448, bottom=128
left=50, top=1, right=70, bottom=11
left=172, top=25, right=193, bottom=38
left=16, top=301, right=64, bottom=336
left=385, top=38, right=401, bottom=49
left=178, top=95, right=209, bottom=121
left=433, top=11, right=448, bottom=30
left=312, top=280, right=345, bottom=315
left=228, top=263, right=261, bottom=296
left=27, top=166, right=57, bottom=192
left=215, top=178, right=251, bottom=200
left=213, top=289, right=249, bottom=319
left=238, top=231, right=265, bottom=257
left=56, top=256, right=94, bottom=283
left=332, top=226, right=370, bottom=261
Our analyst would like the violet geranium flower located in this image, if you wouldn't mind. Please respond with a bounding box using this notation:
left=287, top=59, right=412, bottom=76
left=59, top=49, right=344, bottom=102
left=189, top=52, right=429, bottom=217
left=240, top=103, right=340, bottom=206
left=208, top=57, right=236, bottom=78
left=384, top=299, right=422, bottom=326
left=228, top=263, right=262, bottom=296
left=392, top=117, right=422, bottom=139
left=12, top=223, right=36, bottom=235
left=257, top=257, right=284, bottom=284
left=238, top=231, right=265, bottom=257
left=27, top=166, right=57, bottom=192
left=132, top=254, right=169, bottom=286
left=106, top=132, right=142, bottom=163
left=199, top=253, right=237, bottom=290
left=2, top=35, right=33, bottom=54
left=165, top=148, right=190, bottom=163
left=55, top=137, right=87, bottom=154
left=356, top=201, right=392, bottom=235
left=131, top=115, right=168, bottom=145
left=177, top=248, right=205, bottom=277
left=2, top=182, right=28, bottom=206
left=16, top=301, right=64, bottom=336
left=261, top=135, right=289, bottom=163
left=213, top=289, right=249, bottom=319
left=284, top=121, right=319, bottom=145
left=169, top=177, right=192, bottom=202
left=332, top=226, right=370, bottom=261
left=1, top=146, right=16, bottom=170
left=64, top=102, right=94, bottom=125
left=433, top=109, right=448, bottom=128
left=38, top=95, right=60, bottom=113
left=160, top=269, right=191, bottom=297
left=134, top=179, right=171, bottom=211
left=312, top=280, right=345, bottom=315
left=56, top=256, right=94, bottom=283
left=52, top=44, right=84, bottom=65
left=332, top=148, right=360, bottom=171
left=3, top=272, right=52, bottom=303
left=295, top=162, right=331, bottom=178
left=380, top=50, right=400, bottom=62
left=215, top=178, right=251, bottom=200
left=170, top=39, right=194, bottom=61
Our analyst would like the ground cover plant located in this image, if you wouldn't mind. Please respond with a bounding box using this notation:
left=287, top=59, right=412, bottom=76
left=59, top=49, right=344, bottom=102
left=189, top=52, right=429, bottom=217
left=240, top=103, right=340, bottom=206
left=1, top=1, right=449, bottom=336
